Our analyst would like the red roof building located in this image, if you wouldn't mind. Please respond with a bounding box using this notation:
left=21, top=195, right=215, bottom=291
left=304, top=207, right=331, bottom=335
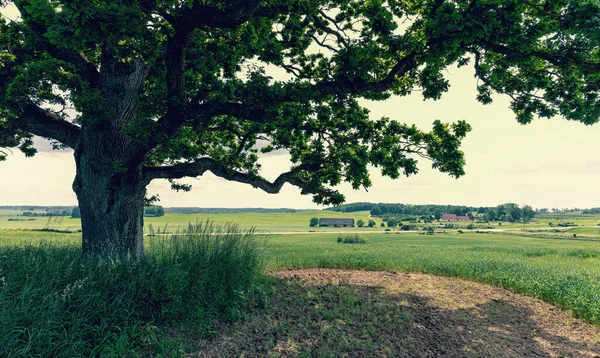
left=441, top=214, right=471, bottom=221
left=441, top=214, right=457, bottom=221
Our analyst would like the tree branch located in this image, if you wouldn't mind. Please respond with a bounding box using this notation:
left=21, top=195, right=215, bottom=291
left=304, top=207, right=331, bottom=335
left=143, top=157, right=319, bottom=194
left=15, top=104, right=81, bottom=148
left=480, top=41, right=600, bottom=73
left=14, top=1, right=100, bottom=87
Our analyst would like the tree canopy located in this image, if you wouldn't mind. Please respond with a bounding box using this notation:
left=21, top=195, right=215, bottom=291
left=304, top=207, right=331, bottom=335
left=0, top=0, right=598, bottom=256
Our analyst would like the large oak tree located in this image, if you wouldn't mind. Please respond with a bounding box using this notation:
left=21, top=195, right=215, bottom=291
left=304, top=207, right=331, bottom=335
left=1, top=0, right=598, bottom=258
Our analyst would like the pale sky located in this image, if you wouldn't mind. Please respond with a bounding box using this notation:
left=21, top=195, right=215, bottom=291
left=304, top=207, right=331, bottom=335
left=2, top=6, right=600, bottom=209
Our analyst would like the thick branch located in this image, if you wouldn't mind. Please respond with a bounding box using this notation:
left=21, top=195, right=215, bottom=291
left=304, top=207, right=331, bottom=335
left=16, top=104, right=81, bottom=148
left=176, top=53, right=418, bottom=131
left=143, top=158, right=317, bottom=194
left=481, top=41, right=600, bottom=73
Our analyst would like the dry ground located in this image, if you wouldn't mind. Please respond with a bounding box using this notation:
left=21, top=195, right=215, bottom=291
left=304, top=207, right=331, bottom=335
left=191, top=269, right=600, bottom=357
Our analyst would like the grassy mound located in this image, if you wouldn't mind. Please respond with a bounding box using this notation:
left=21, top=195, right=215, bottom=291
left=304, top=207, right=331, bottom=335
left=0, top=222, right=266, bottom=357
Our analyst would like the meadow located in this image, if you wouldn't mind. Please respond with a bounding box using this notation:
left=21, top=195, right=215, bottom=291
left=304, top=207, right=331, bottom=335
left=1, top=210, right=600, bottom=356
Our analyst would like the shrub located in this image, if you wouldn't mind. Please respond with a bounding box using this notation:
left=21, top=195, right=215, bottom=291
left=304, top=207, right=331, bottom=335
left=144, top=205, right=165, bottom=217
left=309, top=217, right=319, bottom=227
left=368, top=219, right=376, bottom=227
left=557, top=222, right=577, bottom=227
left=380, top=222, right=385, bottom=227
left=336, top=234, right=366, bottom=244
left=0, top=221, right=266, bottom=357
left=466, top=224, right=474, bottom=230
left=71, top=206, right=80, bottom=218
left=356, top=219, right=365, bottom=227
left=400, top=224, right=414, bottom=231
left=387, top=218, right=398, bottom=227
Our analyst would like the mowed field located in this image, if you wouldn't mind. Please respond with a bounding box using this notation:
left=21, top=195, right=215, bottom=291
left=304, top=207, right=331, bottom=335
left=1, top=209, right=600, bottom=327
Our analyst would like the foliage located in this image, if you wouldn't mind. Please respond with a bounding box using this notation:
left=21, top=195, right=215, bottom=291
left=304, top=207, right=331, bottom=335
left=368, top=219, right=376, bottom=227
left=71, top=207, right=80, bottom=218
left=0, top=222, right=265, bottom=357
left=356, top=218, right=364, bottom=227
left=336, top=234, right=366, bottom=244
left=387, top=218, right=398, bottom=227
left=309, top=217, right=319, bottom=227
left=144, top=205, right=165, bottom=217
left=557, top=222, right=578, bottom=227
left=400, top=224, right=414, bottom=231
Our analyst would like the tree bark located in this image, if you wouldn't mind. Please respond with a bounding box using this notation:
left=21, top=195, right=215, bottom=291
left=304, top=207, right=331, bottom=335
left=72, top=140, right=147, bottom=259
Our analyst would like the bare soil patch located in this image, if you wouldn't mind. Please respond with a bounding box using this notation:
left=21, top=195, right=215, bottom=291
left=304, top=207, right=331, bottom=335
left=190, top=269, right=600, bottom=357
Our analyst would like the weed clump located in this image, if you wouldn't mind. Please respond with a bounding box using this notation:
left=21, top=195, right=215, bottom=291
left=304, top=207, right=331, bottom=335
left=0, top=221, right=266, bottom=357
left=337, top=234, right=367, bottom=244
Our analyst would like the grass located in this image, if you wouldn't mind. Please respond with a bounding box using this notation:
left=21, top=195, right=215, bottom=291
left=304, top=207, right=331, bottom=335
left=0, top=222, right=266, bottom=357
left=3, top=211, right=600, bottom=355
left=264, top=232, right=600, bottom=325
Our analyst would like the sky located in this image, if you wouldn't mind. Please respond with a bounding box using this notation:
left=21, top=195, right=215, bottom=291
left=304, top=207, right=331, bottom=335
left=2, top=6, right=600, bottom=210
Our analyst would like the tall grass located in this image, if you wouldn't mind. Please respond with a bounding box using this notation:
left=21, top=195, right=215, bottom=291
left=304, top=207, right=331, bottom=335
left=0, top=222, right=265, bottom=357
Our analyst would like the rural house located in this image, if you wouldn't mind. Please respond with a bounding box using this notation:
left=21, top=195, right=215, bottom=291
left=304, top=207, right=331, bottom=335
left=441, top=214, right=471, bottom=221
left=319, top=218, right=355, bottom=227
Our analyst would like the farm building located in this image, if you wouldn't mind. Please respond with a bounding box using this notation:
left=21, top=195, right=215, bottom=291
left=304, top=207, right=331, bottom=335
left=441, top=214, right=471, bottom=221
left=319, top=218, right=355, bottom=227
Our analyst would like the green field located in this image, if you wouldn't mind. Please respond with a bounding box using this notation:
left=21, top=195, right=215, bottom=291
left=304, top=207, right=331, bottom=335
left=3, top=209, right=600, bottom=234
left=2, top=211, right=600, bottom=322
left=0, top=210, right=376, bottom=233
left=2, top=211, right=600, bottom=356
left=1, top=223, right=600, bottom=326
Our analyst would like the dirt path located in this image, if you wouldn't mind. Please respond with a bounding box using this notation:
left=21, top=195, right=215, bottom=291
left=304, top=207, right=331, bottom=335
left=191, top=269, right=600, bottom=357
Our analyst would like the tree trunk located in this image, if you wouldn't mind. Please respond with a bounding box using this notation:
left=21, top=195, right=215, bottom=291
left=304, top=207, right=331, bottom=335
left=73, top=149, right=147, bottom=259
left=71, top=55, right=151, bottom=259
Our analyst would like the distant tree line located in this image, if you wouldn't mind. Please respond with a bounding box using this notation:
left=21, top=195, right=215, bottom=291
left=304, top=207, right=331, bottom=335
left=71, top=206, right=165, bottom=218
left=22, top=209, right=71, bottom=217
left=582, top=208, right=600, bottom=214
left=327, top=202, right=536, bottom=223
left=165, top=207, right=305, bottom=214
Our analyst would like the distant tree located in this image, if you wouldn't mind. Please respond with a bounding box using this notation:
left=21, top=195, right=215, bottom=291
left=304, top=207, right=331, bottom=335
left=370, top=205, right=382, bottom=217
left=487, top=208, right=497, bottom=222
left=380, top=222, right=385, bottom=228
left=387, top=218, right=398, bottom=227
left=521, top=205, right=535, bottom=223
left=309, top=217, right=319, bottom=227
left=144, top=205, right=165, bottom=217
left=71, top=207, right=81, bottom=219
left=503, top=203, right=521, bottom=222
left=356, top=219, right=365, bottom=227
left=368, top=219, right=376, bottom=227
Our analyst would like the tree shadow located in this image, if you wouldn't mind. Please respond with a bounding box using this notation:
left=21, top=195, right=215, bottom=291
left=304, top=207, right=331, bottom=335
left=193, top=273, right=600, bottom=358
